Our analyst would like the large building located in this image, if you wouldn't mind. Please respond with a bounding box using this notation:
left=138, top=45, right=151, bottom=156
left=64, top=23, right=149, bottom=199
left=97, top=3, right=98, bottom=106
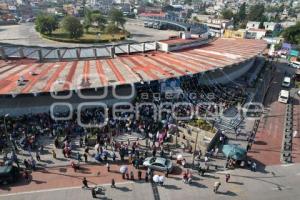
left=0, top=36, right=267, bottom=115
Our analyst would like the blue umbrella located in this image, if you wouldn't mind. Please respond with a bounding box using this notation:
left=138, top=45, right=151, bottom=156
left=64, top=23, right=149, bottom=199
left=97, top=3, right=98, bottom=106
left=222, top=144, right=247, bottom=160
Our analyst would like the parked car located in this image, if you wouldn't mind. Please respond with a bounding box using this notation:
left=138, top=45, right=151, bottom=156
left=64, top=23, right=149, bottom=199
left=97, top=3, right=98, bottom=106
left=143, top=157, right=173, bottom=172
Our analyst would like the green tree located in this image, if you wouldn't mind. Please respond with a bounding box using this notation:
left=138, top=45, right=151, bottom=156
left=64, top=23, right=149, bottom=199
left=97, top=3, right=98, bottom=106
left=91, top=13, right=107, bottom=31
left=221, top=9, right=234, bottom=20
left=238, top=2, right=246, bottom=22
left=83, top=8, right=92, bottom=33
left=105, top=23, right=120, bottom=35
left=282, top=22, right=300, bottom=45
left=109, top=8, right=126, bottom=29
left=247, top=4, right=266, bottom=22
left=61, top=16, right=84, bottom=39
left=35, top=14, right=58, bottom=35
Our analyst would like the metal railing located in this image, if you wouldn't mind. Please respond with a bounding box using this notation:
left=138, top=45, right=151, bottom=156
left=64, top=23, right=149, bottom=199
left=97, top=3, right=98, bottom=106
left=0, top=41, right=158, bottom=61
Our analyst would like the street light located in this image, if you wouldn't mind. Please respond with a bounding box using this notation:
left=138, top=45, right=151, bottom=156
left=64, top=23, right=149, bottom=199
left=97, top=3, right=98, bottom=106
left=192, top=129, right=200, bottom=167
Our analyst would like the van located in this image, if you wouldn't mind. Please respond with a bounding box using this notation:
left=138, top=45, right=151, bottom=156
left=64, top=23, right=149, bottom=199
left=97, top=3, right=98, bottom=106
left=282, top=77, right=291, bottom=87
left=278, top=90, right=289, bottom=103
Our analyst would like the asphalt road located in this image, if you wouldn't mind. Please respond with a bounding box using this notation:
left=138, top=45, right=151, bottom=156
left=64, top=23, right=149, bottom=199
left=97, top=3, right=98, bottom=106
left=0, top=19, right=178, bottom=47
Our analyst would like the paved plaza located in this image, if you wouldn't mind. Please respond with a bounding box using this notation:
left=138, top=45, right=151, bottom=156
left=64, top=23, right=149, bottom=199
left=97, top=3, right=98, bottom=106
left=0, top=20, right=177, bottom=47
left=1, top=163, right=300, bottom=200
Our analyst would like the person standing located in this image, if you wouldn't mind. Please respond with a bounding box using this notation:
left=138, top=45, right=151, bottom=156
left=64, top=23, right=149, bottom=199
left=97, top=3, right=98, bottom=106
left=111, top=178, right=116, bottom=188
left=225, top=174, right=230, bottom=183
left=213, top=181, right=221, bottom=193
left=83, top=152, right=88, bottom=162
left=145, top=172, right=149, bottom=182
left=106, top=163, right=110, bottom=172
left=79, top=137, right=83, bottom=148
left=252, top=162, right=257, bottom=172
left=36, top=151, right=41, bottom=161
left=82, top=177, right=89, bottom=188
left=138, top=170, right=142, bottom=180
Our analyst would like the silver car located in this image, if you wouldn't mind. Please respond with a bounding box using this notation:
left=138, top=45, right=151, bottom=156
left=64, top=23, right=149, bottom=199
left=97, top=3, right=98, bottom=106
left=143, top=157, right=173, bottom=172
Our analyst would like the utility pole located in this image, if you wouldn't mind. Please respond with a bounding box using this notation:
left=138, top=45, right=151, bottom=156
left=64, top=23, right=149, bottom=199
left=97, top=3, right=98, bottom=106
left=175, top=119, right=178, bottom=148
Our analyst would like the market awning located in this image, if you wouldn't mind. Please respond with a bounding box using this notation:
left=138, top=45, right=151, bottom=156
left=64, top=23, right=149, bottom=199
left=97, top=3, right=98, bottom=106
left=222, top=144, right=247, bottom=160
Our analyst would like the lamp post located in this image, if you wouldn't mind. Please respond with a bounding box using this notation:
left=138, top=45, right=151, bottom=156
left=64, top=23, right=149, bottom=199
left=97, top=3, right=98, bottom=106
left=192, top=129, right=200, bottom=167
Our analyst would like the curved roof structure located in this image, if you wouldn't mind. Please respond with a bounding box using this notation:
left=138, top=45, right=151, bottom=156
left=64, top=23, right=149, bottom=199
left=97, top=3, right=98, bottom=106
left=0, top=38, right=267, bottom=96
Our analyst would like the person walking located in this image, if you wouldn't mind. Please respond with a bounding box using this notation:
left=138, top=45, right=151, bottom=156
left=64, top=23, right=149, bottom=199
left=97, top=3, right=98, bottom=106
left=79, top=137, right=83, bottom=148
left=82, top=177, right=89, bottom=188
left=106, top=163, right=110, bottom=172
left=251, top=161, right=257, bottom=172
left=225, top=174, right=230, bottom=183
left=83, top=152, right=88, bottom=162
left=213, top=181, right=221, bottom=193
left=138, top=170, right=142, bottom=180
left=111, top=178, right=116, bottom=188
left=36, top=151, right=41, bottom=161
left=145, top=172, right=149, bottom=182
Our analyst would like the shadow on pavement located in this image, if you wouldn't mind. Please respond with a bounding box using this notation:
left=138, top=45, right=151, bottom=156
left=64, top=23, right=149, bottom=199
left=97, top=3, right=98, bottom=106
left=55, top=157, right=68, bottom=162
left=254, top=141, right=267, bottom=145
left=202, top=174, right=220, bottom=179
left=162, top=184, right=181, bottom=190
left=229, top=181, right=244, bottom=185
left=171, top=166, right=183, bottom=175
left=217, top=190, right=237, bottom=196
left=189, top=181, right=207, bottom=188
left=39, top=159, right=54, bottom=164
left=114, top=186, right=132, bottom=192
left=31, top=179, right=47, bottom=184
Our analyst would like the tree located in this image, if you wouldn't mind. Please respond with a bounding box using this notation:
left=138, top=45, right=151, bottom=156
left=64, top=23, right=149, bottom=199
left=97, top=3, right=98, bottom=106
left=91, top=13, right=107, bottom=31
left=35, top=14, right=58, bottom=35
left=83, top=8, right=92, bottom=33
left=238, top=2, right=246, bottom=22
left=247, top=4, right=266, bottom=22
left=105, top=23, right=120, bottom=35
left=109, top=8, right=126, bottom=29
left=282, top=22, right=300, bottom=45
left=61, top=16, right=84, bottom=39
left=221, top=9, right=234, bottom=20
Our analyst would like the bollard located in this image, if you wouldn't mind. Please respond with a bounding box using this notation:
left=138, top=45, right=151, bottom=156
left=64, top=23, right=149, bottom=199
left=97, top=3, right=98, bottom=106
left=110, top=45, right=115, bottom=58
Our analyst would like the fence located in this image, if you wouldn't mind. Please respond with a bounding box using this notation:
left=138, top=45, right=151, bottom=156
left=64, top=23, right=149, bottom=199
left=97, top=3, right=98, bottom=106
left=0, top=41, right=158, bottom=61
